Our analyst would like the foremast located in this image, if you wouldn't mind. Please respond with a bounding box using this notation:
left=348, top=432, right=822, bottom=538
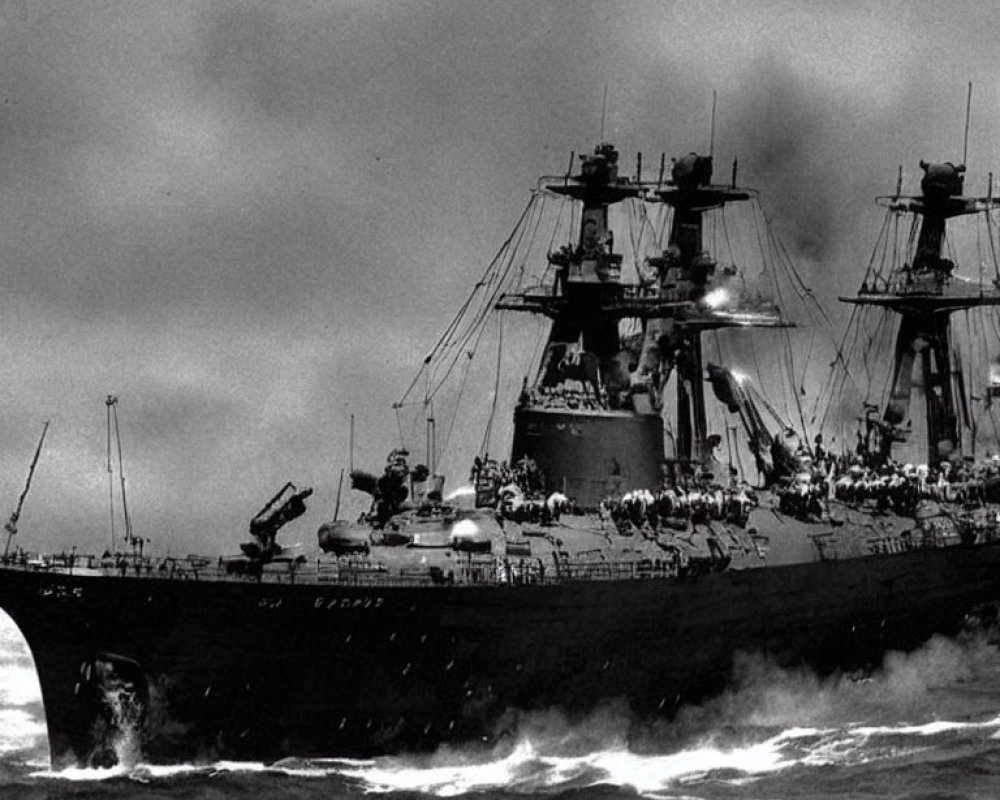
left=499, top=143, right=655, bottom=506
left=842, top=160, right=1000, bottom=465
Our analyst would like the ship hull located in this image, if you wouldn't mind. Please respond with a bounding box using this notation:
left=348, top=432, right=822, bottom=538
left=3, top=541, right=1000, bottom=767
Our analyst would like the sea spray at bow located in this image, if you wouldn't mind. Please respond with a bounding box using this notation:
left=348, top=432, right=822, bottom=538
left=0, top=612, right=46, bottom=762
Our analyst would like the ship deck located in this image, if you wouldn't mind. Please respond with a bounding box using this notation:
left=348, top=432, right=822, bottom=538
left=0, top=551, right=683, bottom=588
left=0, top=524, right=976, bottom=589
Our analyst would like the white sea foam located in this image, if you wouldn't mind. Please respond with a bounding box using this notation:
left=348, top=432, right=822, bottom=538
left=34, top=758, right=363, bottom=782
left=18, top=688, right=1000, bottom=791
left=0, top=708, right=46, bottom=753
left=0, top=611, right=41, bottom=711
left=336, top=734, right=800, bottom=796
left=0, top=663, right=42, bottom=707
left=23, top=712, right=1000, bottom=793
left=852, top=715, right=1000, bottom=738
left=339, top=713, right=1000, bottom=796
left=32, top=761, right=209, bottom=781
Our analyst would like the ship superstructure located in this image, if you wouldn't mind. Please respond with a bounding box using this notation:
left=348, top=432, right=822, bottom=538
left=499, top=145, right=790, bottom=505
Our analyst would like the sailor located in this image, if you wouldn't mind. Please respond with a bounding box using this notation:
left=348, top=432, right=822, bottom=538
left=813, top=434, right=826, bottom=461
left=598, top=499, right=612, bottom=528
left=498, top=483, right=525, bottom=521
left=732, top=483, right=757, bottom=524
left=702, top=434, right=724, bottom=478
left=708, top=487, right=725, bottom=520
left=856, top=431, right=868, bottom=462
left=655, top=486, right=677, bottom=518
left=622, top=489, right=653, bottom=528
left=545, top=491, right=569, bottom=522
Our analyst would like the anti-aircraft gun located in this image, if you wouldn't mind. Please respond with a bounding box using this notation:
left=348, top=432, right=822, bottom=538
left=240, top=482, right=314, bottom=563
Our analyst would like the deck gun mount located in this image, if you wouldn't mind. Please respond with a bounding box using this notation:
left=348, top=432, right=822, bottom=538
left=241, top=482, right=314, bottom=562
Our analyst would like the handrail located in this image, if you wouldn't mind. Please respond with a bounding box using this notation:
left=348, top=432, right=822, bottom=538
left=0, top=551, right=689, bottom=589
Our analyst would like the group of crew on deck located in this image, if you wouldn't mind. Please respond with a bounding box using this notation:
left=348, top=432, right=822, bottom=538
left=471, top=455, right=574, bottom=525
left=770, top=429, right=1000, bottom=522
left=829, top=457, right=1000, bottom=510
left=471, top=453, right=759, bottom=533
left=601, top=480, right=759, bottom=534
left=472, top=433, right=1000, bottom=541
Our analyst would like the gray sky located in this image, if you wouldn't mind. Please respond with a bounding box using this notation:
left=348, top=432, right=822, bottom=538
left=2, top=0, right=999, bottom=553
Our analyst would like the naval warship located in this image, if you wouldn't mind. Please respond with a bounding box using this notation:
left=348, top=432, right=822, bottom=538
left=3, top=138, right=1000, bottom=770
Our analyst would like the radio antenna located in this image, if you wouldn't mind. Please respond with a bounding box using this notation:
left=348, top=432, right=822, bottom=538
left=600, top=84, right=608, bottom=141
left=710, top=90, right=717, bottom=158
left=962, top=81, right=972, bottom=166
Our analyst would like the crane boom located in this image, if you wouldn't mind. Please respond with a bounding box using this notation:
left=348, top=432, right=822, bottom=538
left=4, top=421, right=50, bottom=558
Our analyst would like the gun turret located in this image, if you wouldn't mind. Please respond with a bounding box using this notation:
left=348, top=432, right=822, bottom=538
left=243, top=482, right=313, bottom=562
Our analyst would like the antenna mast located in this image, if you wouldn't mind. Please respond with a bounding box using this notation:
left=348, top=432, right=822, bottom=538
left=333, top=468, right=345, bottom=522
left=963, top=81, right=972, bottom=165
left=710, top=90, right=717, bottom=158
left=106, top=397, right=116, bottom=550
left=600, top=84, right=608, bottom=141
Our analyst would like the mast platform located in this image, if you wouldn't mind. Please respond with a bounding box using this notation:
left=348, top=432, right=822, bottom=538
left=841, top=285, right=1000, bottom=313
left=498, top=290, right=788, bottom=327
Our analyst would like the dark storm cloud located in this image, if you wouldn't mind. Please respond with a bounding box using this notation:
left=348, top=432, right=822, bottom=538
left=726, top=58, right=835, bottom=261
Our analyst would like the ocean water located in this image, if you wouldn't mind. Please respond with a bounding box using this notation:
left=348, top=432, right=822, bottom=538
left=4, top=613, right=1000, bottom=799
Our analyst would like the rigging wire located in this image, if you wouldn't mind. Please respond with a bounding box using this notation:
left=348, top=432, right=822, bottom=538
left=752, top=207, right=810, bottom=438
left=424, top=195, right=539, bottom=401
left=397, top=193, right=538, bottom=407
left=479, top=313, right=505, bottom=457
left=987, top=200, right=1000, bottom=285
left=538, top=194, right=572, bottom=288
left=438, top=309, right=494, bottom=463
left=814, top=206, right=911, bottom=434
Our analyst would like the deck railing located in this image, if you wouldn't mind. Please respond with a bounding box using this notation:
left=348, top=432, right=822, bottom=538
left=2, top=517, right=991, bottom=588
left=0, top=550, right=686, bottom=588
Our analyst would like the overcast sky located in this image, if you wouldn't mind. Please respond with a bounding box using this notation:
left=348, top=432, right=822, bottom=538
left=2, top=0, right=999, bottom=553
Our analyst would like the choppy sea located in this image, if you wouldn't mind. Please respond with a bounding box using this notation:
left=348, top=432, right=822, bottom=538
left=5, top=614, right=1000, bottom=799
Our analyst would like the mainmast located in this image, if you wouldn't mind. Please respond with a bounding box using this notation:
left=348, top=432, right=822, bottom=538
left=842, top=160, right=1000, bottom=465
left=645, top=153, right=788, bottom=469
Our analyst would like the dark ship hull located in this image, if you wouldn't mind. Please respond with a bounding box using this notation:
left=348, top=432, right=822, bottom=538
left=4, top=540, right=1000, bottom=767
